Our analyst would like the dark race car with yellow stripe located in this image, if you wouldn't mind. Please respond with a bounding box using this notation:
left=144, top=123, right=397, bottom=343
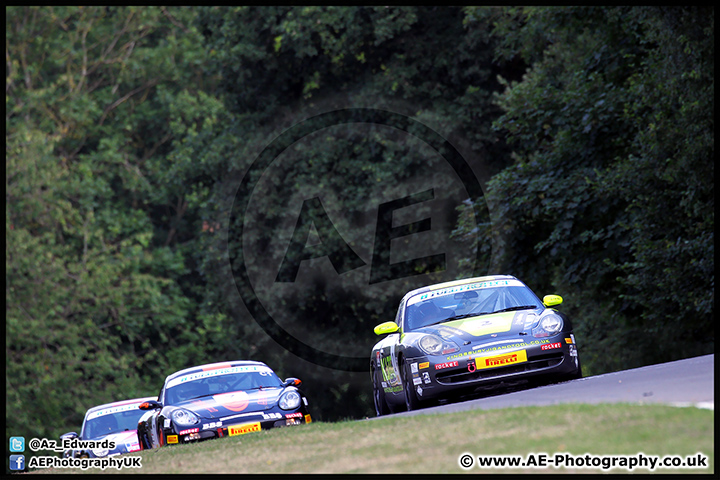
left=370, top=275, right=582, bottom=415
left=136, top=360, right=312, bottom=448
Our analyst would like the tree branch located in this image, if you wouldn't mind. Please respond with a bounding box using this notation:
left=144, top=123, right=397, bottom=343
left=98, top=79, right=159, bottom=125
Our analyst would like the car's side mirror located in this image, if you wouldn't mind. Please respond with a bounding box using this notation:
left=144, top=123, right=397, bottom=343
left=283, top=377, right=302, bottom=388
left=543, top=294, right=563, bottom=307
left=373, top=321, right=400, bottom=335
left=60, top=432, right=78, bottom=440
left=138, top=400, right=163, bottom=410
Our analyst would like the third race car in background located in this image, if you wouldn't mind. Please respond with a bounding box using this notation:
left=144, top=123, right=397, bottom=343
left=60, top=396, right=156, bottom=458
left=137, top=360, right=312, bottom=449
left=370, top=275, right=582, bottom=415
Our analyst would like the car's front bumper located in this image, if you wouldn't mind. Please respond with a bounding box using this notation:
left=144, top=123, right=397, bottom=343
left=66, top=447, right=138, bottom=459
left=165, top=410, right=312, bottom=445
left=405, top=333, right=580, bottom=401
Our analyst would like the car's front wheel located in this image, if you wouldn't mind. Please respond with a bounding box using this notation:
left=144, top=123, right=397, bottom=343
left=568, top=355, right=583, bottom=380
left=402, top=361, right=423, bottom=411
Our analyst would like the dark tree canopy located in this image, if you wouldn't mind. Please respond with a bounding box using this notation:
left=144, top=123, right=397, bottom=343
left=6, top=6, right=713, bottom=454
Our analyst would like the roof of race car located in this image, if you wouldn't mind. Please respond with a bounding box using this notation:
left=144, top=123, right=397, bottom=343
left=84, top=397, right=157, bottom=415
left=400, top=275, right=521, bottom=303
left=163, top=360, right=270, bottom=384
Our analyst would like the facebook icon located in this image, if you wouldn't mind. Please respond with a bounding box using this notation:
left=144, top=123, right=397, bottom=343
left=10, top=454, right=25, bottom=471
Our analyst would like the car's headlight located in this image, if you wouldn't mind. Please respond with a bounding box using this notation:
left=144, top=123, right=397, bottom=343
left=418, top=334, right=459, bottom=355
left=278, top=390, right=302, bottom=410
left=171, top=409, right=199, bottom=426
left=91, top=447, right=109, bottom=458
left=532, top=313, right=563, bottom=337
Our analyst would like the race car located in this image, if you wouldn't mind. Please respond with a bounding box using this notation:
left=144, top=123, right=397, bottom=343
left=370, top=275, right=582, bottom=415
left=60, top=396, right=157, bottom=458
left=136, top=360, right=312, bottom=449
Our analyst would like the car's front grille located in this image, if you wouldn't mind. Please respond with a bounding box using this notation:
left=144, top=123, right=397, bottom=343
left=435, top=352, right=564, bottom=385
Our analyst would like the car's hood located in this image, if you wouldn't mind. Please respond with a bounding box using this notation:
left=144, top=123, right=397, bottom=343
left=174, top=388, right=284, bottom=418
left=94, top=430, right=141, bottom=453
left=413, top=310, right=537, bottom=341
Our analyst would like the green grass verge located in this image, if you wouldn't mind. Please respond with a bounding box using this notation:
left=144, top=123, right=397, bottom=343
left=34, top=403, right=713, bottom=474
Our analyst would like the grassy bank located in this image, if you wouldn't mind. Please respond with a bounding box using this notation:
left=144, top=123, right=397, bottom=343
left=34, top=403, right=713, bottom=474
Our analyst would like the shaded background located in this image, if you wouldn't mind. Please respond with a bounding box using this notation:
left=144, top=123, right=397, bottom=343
left=6, top=5, right=713, bottom=456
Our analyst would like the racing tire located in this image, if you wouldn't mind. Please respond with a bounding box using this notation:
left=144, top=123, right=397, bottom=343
left=372, top=365, right=391, bottom=416
left=402, top=361, right=423, bottom=411
left=543, top=356, right=583, bottom=386
left=569, top=355, right=583, bottom=380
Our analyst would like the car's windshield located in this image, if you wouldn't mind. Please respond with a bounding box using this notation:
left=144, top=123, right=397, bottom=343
left=83, top=405, right=148, bottom=439
left=164, top=364, right=283, bottom=405
left=404, top=280, right=542, bottom=331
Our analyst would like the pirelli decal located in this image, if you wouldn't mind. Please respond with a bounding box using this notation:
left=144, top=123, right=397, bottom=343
left=228, top=422, right=261, bottom=436
left=476, top=350, right=528, bottom=369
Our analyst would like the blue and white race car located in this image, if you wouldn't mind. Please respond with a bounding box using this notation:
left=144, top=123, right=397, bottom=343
left=136, top=360, right=312, bottom=448
left=60, top=397, right=156, bottom=458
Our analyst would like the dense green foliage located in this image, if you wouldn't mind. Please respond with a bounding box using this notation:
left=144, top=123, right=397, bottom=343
left=6, top=6, right=227, bottom=445
left=457, top=6, right=714, bottom=373
left=6, top=5, right=713, bottom=452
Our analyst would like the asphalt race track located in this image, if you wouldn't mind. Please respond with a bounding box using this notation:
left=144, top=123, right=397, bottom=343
left=391, top=353, right=714, bottom=417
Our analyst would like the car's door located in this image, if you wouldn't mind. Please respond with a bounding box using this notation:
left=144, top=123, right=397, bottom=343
left=376, top=300, right=406, bottom=406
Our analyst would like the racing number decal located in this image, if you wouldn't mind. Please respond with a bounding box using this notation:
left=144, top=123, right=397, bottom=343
left=379, top=355, right=390, bottom=381
left=389, top=344, right=402, bottom=387
left=380, top=345, right=401, bottom=388
left=378, top=342, right=405, bottom=394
